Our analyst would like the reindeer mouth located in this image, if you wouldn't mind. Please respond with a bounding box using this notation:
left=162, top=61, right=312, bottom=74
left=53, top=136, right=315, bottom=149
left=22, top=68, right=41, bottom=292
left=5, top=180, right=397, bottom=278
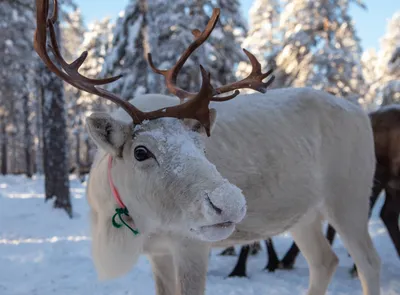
left=191, top=221, right=236, bottom=242
left=202, top=221, right=234, bottom=229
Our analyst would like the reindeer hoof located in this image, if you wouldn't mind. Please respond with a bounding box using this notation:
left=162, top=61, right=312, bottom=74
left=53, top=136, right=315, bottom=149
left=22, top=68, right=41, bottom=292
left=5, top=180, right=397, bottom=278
left=228, top=271, right=248, bottom=278
left=264, top=261, right=279, bottom=272
left=350, top=266, right=358, bottom=278
left=278, top=260, right=295, bottom=270
left=265, top=265, right=277, bottom=272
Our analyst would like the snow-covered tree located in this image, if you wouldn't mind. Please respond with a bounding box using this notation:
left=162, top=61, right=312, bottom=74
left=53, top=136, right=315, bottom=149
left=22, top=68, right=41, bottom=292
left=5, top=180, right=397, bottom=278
left=359, top=11, right=400, bottom=108
left=236, top=0, right=281, bottom=88
left=79, top=17, right=115, bottom=109
left=70, top=18, right=115, bottom=178
left=238, top=0, right=366, bottom=99
left=377, top=12, right=400, bottom=82
left=360, top=49, right=381, bottom=108
left=147, top=0, right=200, bottom=94
left=61, top=8, right=85, bottom=62
left=101, top=0, right=149, bottom=100
left=377, top=12, right=400, bottom=107
left=278, top=0, right=366, bottom=97
left=0, top=0, right=36, bottom=175
left=147, top=0, right=246, bottom=95
left=204, top=0, right=247, bottom=87
left=34, top=1, right=75, bottom=217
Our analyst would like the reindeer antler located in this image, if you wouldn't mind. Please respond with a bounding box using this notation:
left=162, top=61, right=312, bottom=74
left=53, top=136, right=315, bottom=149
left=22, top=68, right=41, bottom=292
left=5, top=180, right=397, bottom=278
left=213, top=49, right=275, bottom=96
left=148, top=13, right=275, bottom=102
left=34, top=0, right=274, bottom=136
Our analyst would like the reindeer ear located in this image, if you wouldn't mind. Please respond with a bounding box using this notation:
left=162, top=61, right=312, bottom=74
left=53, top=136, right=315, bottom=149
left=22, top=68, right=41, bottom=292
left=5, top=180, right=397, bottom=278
left=186, top=108, right=218, bottom=136
left=90, top=211, right=144, bottom=280
left=86, top=113, right=131, bottom=157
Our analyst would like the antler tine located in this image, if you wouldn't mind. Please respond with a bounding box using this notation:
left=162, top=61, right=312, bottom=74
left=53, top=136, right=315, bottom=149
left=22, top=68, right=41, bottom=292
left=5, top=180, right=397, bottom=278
left=147, top=8, right=221, bottom=101
left=47, top=16, right=121, bottom=85
left=213, top=49, right=275, bottom=95
left=140, top=65, right=216, bottom=136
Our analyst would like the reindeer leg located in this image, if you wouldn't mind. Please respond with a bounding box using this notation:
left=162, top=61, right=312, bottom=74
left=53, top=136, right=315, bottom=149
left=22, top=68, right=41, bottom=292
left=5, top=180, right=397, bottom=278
left=173, top=240, right=209, bottom=295
left=326, top=224, right=336, bottom=244
left=264, top=239, right=280, bottom=272
left=279, top=224, right=336, bottom=271
left=250, top=241, right=262, bottom=255
left=290, top=213, right=339, bottom=295
left=380, top=188, right=400, bottom=257
left=279, top=242, right=299, bottom=270
left=350, top=182, right=383, bottom=277
left=219, top=246, right=236, bottom=256
left=228, top=245, right=250, bottom=277
left=150, top=254, right=177, bottom=295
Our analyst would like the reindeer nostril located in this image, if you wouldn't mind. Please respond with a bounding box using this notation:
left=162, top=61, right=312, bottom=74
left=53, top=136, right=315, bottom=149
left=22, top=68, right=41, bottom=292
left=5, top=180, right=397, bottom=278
left=206, top=196, right=222, bottom=215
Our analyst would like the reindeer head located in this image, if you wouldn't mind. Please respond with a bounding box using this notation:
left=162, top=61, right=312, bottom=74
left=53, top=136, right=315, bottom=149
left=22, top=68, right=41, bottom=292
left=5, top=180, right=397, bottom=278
left=34, top=0, right=274, bottom=246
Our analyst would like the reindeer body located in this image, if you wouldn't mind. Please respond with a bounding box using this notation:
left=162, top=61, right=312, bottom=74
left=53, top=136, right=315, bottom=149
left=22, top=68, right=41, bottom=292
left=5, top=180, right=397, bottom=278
left=229, top=104, right=400, bottom=279
left=87, top=88, right=381, bottom=295
left=33, top=2, right=380, bottom=293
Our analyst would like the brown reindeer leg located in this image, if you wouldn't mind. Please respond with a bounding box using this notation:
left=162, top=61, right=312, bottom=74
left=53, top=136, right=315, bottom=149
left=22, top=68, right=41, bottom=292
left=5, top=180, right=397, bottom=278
left=279, top=242, right=299, bottom=270
left=228, top=245, right=250, bottom=277
left=264, top=239, right=280, bottom=272
left=250, top=241, right=262, bottom=255
left=326, top=224, right=336, bottom=244
left=380, top=188, right=400, bottom=257
left=219, top=246, right=236, bottom=256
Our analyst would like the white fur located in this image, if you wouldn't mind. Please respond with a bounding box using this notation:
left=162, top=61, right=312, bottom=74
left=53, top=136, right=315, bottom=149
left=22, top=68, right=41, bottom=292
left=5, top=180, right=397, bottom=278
left=86, top=88, right=381, bottom=295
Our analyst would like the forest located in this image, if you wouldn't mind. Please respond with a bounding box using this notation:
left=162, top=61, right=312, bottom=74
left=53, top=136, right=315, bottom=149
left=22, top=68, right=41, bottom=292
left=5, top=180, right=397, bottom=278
left=0, top=0, right=399, bottom=217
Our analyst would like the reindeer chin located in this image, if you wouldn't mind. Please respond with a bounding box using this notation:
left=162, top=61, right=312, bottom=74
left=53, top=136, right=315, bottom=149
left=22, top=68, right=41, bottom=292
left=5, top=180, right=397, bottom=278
left=190, top=222, right=236, bottom=242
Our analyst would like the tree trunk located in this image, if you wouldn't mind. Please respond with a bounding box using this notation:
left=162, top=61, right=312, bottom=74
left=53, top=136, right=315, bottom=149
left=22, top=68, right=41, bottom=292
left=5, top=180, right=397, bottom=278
left=0, top=116, right=7, bottom=175
left=11, top=132, right=16, bottom=174
left=23, top=94, right=33, bottom=178
left=39, top=63, right=72, bottom=217
left=10, top=101, right=17, bottom=174
left=75, top=129, right=81, bottom=178
left=35, top=91, right=44, bottom=174
left=84, top=136, right=91, bottom=165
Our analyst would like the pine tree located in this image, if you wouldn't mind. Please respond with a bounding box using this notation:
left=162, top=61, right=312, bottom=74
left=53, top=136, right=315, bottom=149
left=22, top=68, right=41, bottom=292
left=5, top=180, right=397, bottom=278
left=236, top=0, right=281, bottom=89
left=359, top=11, right=400, bottom=107
left=147, top=0, right=199, bottom=94
left=377, top=12, right=400, bottom=82
left=101, top=0, right=149, bottom=100
left=376, top=11, right=400, bottom=106
left=240, top=0, right=366, bottom=98
left=61, top=8, right=87, bottom=176
left=35, top=1, right=73, bottom=217
left=0, top=0, right=36, bottom=175
left=205, top=0, right=247, bottom=87
left=61, top=8, right=85, bottom=62
left=80, top=17, right=115, bottom=109
left=72, top=17, right=115, bottom=178
left=147, top=0, right=246, bottom=95
left=360, top=49, right=380, bottom=108
left=277, top=0, right=366, bottom=97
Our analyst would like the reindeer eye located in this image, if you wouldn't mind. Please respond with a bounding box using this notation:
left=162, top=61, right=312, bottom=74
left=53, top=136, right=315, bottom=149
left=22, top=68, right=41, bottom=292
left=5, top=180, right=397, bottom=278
left=134, top=146, right=151, bottom=161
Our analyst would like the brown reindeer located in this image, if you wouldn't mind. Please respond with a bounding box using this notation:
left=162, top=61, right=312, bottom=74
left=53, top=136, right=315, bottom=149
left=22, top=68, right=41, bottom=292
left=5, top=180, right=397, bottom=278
left=223, top=104, right=400, bottom=277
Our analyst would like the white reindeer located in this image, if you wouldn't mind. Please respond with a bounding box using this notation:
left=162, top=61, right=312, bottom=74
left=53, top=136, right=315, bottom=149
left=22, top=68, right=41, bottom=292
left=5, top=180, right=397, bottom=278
left=34, top=1, right=381, bottom=295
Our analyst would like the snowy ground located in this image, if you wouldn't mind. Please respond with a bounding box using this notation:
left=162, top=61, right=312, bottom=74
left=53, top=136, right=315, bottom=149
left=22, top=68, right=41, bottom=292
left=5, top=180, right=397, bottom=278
left=0, top=175, right=399, bottom=295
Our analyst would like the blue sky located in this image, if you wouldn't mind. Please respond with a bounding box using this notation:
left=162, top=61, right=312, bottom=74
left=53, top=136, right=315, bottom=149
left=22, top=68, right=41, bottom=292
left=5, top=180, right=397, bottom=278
left=75, top=0, right=399, bottom=51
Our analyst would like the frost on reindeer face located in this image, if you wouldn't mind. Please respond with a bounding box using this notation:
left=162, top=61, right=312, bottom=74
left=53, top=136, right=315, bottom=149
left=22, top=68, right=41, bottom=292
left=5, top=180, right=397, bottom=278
left=132, top=118, right=207, bottom=167
left=127, top=118, right=246, bottom=241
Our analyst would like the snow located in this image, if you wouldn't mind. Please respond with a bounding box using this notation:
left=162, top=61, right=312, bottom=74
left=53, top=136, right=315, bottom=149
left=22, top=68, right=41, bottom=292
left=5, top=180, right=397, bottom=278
left=0, top=174, right=399, bottom=295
